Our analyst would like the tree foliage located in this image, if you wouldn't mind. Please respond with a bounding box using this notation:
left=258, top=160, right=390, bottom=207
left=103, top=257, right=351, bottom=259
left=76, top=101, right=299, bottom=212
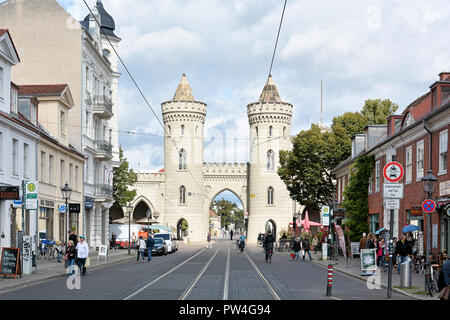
left=331, top=112, right=367, bottom=160
left=342, top=155, right=375, bottom=241
left=361, top=99, right=399, bottom=125
left=212, top=199, right=244, bottom=230
left=112, top=146, right=138, bottom=208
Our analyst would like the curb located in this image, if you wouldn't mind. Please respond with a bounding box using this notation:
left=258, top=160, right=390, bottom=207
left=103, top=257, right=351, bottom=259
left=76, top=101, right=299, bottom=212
left=0, top=255, right=135, bottom=294
left=311, top=259, right=432, bottom=300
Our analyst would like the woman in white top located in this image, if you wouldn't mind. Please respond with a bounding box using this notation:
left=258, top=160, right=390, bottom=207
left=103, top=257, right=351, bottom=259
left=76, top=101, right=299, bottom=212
left=137, top=236, right=146, bottom=262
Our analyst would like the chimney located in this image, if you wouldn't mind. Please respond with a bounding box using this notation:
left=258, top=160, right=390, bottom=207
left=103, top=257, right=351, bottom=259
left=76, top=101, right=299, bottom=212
left=386, top=115, right=403, bottom=137
left=439, top=72, right=450, bottom=81
left=351, top=134, right=366, bottom=158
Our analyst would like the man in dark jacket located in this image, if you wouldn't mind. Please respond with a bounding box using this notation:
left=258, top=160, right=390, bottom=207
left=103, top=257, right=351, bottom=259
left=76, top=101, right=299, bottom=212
left=293, top=238, right=301, bottom=261
left=302, top=237, right=313, bottom=261
left=69, top=231, right=78, bottom=248
left=395, top=234, right=412, bottom=273
left=438, top=259, right=450, bottom=300
left=146, top=234, right=155, bottom=262
left=263, top=232, right=275, bottom=262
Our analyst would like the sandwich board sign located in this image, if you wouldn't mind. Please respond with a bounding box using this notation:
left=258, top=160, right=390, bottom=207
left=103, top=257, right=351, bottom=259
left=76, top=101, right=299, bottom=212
left=360, top=249, right=377, bottom=275
left=98, top=245, right=108, bottom=261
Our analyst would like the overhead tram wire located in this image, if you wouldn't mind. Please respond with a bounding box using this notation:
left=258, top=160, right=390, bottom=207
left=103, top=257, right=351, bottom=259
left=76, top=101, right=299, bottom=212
left=82, top=0, right=209, bottom=200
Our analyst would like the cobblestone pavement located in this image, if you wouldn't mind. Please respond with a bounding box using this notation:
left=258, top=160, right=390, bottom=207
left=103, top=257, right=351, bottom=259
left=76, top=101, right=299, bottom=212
left=0, top=240, right=417, bottom=300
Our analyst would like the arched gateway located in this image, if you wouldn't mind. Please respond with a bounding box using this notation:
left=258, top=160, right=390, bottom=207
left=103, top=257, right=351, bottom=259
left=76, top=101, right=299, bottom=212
left=129, top=74, right=300, bottom=243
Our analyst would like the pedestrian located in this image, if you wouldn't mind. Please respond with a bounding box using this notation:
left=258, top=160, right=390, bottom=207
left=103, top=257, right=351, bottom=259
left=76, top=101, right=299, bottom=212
left=292, top=238, right=301, bottom=261
left=137, top=236, right=146, bottom=262
left=55, top=240, right=63, bottom=263
left=111, top=232, right=117, bottom=250
left=230, top=229, right=234, bottom=241
left=366, top=233, right=376, bottom=249
left=132, top=232, right=137, bottom=249
left=146, top=233, right=154, bottom=262
left=76, top=235, right=89, bottom=276
left=377, top=238, right=386, bottom=269
left=65, top=240, right=77, bottom=276
left=69, top=230, right=78, bottom=248
left=437, top=259, right=450, bottom=301
left=207, top=231, right=212, bottom=248
left=359, top=232, right=368, bottom=251
left=395, top=234, right=412, bottom=274
left=312, top=235, right=319, bottom=254
left=392, top=237, right=398, bottom=268
left=302, top=236, right=313, bottom=261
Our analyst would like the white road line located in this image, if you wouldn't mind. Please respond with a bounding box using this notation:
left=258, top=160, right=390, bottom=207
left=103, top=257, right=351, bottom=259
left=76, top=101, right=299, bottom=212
left=180, top=249, right=220, bottom=300
left=330, top=296, right=342, bottom=300
left=123, top=248, right=207, bottom=300
left=245, top=251, right=281, bottom=300
left=223, top=247, right=230, bottom=300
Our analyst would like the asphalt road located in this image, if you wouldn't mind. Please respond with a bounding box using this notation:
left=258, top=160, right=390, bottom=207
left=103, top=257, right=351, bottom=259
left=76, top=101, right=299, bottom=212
left=0, top=239, right=413, bottom=300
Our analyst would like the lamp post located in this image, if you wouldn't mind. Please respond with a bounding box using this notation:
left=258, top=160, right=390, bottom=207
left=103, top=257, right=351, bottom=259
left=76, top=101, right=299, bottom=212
left=60, top=183, right=72, bottom=246
left=126, top=203, right=133, bottom=256
left=146, top=209, right=151, bottom=238
left=332, top=199, right=340, bottom=262
left=421, top=169, right=437, bottom=263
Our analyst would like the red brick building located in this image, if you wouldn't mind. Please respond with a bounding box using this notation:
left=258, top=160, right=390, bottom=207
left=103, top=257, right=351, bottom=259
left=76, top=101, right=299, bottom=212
left=334, top=72, right=450, bottom=256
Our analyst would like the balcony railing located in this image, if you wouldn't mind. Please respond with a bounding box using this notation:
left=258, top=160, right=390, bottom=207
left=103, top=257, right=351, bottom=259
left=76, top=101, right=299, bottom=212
left=94, top=140, right=113, bottom=159
left=93, top=95, right=113, bottom=119
left=95, top=184, right=113, bottom=198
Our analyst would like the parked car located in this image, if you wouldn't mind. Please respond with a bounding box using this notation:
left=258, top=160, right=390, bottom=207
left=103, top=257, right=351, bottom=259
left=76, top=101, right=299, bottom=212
left=154, top=232, right=177, bottom=253
left=150, top=238, right=167, bottom=256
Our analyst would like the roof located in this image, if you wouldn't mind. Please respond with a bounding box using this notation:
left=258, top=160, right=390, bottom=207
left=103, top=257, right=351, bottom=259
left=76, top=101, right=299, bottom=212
left=0, top=28, right=20, bottom=63
left=258, top=75, right=282, bottom=103
left=209, top=210, right=219, bottom=219
left=401, top=92, right=431, bottom=122
left=173, top=74, right=195, bottom=101
left=18, top=84, right=68, bottom=97
left=158, top=168, right=165, bottom=173
left=81, top=0, right=118, bottom=38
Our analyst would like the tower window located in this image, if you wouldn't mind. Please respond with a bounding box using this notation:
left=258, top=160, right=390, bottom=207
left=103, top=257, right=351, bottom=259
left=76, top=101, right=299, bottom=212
left=267, top=150, right=275, bottom=171
left=269, top=126, right=273, bottom=137
left=179, top=148, right=187, bottom=171
left=181, top=125, right=185, bottom=136
left=179, top=186, right=186, bottom=204
left=195, top=125, right=198, bottom=137
left=283, top=127, right=287, bottom=138
left=256, top=126, right=259, bottom=138
left=267, top=187, right=274, bottom=205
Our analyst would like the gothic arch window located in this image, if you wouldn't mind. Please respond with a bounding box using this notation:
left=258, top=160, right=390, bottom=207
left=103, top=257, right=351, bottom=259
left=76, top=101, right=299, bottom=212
left=195, top=125, right=199, bottom=137
left=267, top=187, right=274, bottom=205
left=168, top=125, right=171, bottom=137
left=267, top=150, right=275, bottom=171
left=181, top=124, right=185, bottom=136
left=283, top=127, right=287, bottom=138
left=179, top=148, right=187, bottom=171
left=179, top=186, right=186, bottom=204
left=269, top=126, right=273, bottom=137
left=256, top=126, right=259, bottom=138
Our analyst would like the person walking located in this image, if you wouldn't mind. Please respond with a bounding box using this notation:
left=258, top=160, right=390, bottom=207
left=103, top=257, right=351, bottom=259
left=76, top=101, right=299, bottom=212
left=230, top=229, right=234, bottom=241
left=377, top=238, right=386, bottom=270
left=437, top=259, right=450, bottom=301
left=302, top=236, right=313, bottom=261
left=76, top=235, right=89, bottom=276
left=69, top=230, right=78, bottom=248
left=137, top=236, right=146, bottom=262
left=395, top=234, right=412, bottom=274
left=312, top=235, right=319, bottom=254
left=132, top=232, right=137, bottom=250
left=366, top=233, right=376, bottom=249
left=263, top=232, right=275, bottom=262
left=65, top=240, right=77, bottom=276
left=207, top=231, right=212, bottom=248
left=292, top=238, right=301, bottom=261
left=359, top=233, right=368, bottom=251
left=238, top=232, right=246, bottom=253
left=111, top=232, right=117, bottom=250
left=146, top=233, right=154, bottom=262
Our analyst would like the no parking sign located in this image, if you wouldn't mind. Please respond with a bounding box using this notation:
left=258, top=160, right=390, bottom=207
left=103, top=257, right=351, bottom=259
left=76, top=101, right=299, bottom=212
left=422, top=199, right=436, bottom=214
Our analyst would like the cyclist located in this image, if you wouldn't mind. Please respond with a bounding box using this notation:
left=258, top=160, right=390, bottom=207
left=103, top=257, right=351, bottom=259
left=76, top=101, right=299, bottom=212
left=239, top=232, right=246, bottom=253
left=264, top=232, right=275, bottom=262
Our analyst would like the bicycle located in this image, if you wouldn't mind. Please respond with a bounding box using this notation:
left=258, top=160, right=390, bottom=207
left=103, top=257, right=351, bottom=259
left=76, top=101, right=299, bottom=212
left=265, top=246, right=273, bottom=263
left=424, top=262, right=439, bottom=297
left=231, top=239, right=239, bottom=250
left=239, top=241, right=246, bottom=254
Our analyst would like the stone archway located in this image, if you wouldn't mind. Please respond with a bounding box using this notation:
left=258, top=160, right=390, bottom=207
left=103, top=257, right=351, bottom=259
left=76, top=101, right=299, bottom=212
left=177, top=218, right=188, bottom=240
left=109, top=205, right=124, bottom=222
left=208, top=188, right=246, bottom=234
left=265, top=219, right=277, bottom=241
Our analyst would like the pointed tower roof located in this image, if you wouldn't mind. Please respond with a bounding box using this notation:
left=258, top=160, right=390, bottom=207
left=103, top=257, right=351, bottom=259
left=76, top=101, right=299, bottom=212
left=173, top=74, right=195, bottom=101
left=258, top=75, right=282, bottom=103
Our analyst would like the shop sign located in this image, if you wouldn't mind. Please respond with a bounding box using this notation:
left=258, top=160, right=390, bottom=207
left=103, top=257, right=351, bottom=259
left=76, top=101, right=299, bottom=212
left=440, top=180, right=450, bottom=196
left=410, top=207, right=423, bottom=217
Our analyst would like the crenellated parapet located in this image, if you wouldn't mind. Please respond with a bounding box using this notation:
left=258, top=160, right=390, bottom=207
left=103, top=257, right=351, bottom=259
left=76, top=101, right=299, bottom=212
left=202, top=162, right=247, bottom=175
left=161, top=100, right=207, bottom=123
left=137, top=172, right=165, bottom=183
left=247, top=102, right=293, bottom=125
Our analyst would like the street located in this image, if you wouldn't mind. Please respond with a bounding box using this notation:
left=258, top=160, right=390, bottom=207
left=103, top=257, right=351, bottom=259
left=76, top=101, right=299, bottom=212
left=0, top=240, right=412, bottom=300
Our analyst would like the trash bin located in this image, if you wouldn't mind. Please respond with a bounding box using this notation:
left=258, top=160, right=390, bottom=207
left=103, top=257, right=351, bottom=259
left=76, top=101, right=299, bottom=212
left=400, top=260, right=412, bottom=287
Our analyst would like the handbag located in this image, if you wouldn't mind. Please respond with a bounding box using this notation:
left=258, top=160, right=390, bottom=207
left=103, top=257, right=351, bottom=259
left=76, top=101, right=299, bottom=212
left=301, top=249, right=305, bottom=256
left=64, top=253, right=68, bottom=261
left=439, top=285, right=450, bottom=301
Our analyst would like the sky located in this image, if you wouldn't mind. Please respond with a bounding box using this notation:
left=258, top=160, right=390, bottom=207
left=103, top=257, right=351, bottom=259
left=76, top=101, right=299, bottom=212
left=57, top=0, right=450, bottom=175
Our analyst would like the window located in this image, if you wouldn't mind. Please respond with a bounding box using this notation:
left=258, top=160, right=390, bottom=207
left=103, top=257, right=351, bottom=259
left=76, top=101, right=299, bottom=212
left=12, top=139, right=18, bottom=175
left=337, top=178, right=341, bottom=202
left=0, top=67, right=4, bottom=99
left=283, top=127, right=287, bottom=138
left=60, top=111, right=65, bottom=136
left=168, top=126, right=171, bottom=137
left=40, top=151, right=46, bottom=182
left=368, top=175, right=373, bottom=194
left=417, top=140, right=424, bottom=179
left=10, top=87, right=18, bottom=113
left=23, top=143, right=29, bottom=178
left=85, top=110, right=89, bottom=136
left=69, top=163, right=73, bottom=186
left=375, top=161, right=380, bottom=192
left=255, top=126, right=258, bottom=138
left=60, top=160, right=65, bottom=187
left=267, top=150, right=275, bottom=171
left=439, top=130, right=448, bottom=174
left=267, top=187, right=274, bottom=205
left=49, top=155, right=53, bottom=184
left=195, top=126, right=198, bottom=137
left=31, top=103, right=37, bottom=125
left=179, top=149, right=186, bottom=171
left=75, top=166, right=79, bottom=191
left=369, top=214, right=379, bottom=234
left=406, top=146, right=412, bottom=183
left=0, top=132, right=2, bottom=171
left=269, top=126, right=273, bottom=137
left=181, top=125, right=185, bottom=136
left=179, top=186, right=186, bottom=204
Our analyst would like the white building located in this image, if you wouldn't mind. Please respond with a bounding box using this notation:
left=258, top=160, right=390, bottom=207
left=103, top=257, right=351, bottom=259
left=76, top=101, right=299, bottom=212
left=0, top=30, right=39, bottom=250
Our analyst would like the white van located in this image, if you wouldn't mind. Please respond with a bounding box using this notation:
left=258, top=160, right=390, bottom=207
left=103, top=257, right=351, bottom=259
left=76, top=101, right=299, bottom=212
left=153, top=232, right=178, bottom=253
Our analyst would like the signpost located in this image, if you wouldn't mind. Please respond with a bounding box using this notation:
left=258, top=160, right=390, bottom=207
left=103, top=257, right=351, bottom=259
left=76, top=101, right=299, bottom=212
left=383, top=158, right=404, bottom=300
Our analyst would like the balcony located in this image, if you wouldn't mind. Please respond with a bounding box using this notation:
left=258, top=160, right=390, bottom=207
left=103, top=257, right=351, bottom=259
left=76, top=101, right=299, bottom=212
left=95, top=184, right=113, bottom=199
left=94, top=140, right=113, bottom=160
left=93, top=95, right=113, bottom=119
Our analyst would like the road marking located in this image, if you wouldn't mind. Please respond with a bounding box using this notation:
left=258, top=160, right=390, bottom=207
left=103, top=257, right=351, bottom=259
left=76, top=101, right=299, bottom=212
left=245, top=251, right=281, bottom=300
left=330, top=296, right=341, bottom=300
left=223, top=247, right=230, bottom=300
left=180, top=249, right=220, bottom=300
left=123, top=248, right=207, bottom=300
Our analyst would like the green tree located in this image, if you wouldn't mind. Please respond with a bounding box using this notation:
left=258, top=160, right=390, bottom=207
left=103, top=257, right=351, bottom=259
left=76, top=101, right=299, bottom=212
left=331, top=112, right=367, bottom=161
left=112, top=146, right=138, bottom=208
left=361, top=99, right=399, bottom=125
left=342, top=155, right=375, bottom=241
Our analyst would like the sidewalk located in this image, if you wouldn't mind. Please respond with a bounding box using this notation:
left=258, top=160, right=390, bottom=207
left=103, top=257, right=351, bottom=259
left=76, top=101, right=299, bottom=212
left=0, top=248, right=135, bottom=293
left=308, top=251, right=438, bottom=300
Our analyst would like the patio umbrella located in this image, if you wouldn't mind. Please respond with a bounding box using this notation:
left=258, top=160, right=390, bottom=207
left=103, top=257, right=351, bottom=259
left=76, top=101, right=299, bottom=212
left=300, top=211, right=322, bottom=230
left=402, top=224, right=420, bottom=233
left=375, top=227, right=387, bottom=235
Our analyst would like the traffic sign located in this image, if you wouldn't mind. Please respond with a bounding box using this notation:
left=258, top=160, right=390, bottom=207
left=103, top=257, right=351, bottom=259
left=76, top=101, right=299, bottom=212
left=383, top=183, right=404, bottom=199
left=422, top=199, right=436, bottom=214
left=385, top=198, right=400, bottom=210
left=383, top=162, right=404, bottom=183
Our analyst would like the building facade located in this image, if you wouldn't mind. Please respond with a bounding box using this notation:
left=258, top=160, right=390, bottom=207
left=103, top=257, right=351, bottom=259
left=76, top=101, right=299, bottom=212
left=0, top=0, right=121, bottom=248
left=335, top=72, right=450, bottom=256
left=114, top=74, right=298, bottom=244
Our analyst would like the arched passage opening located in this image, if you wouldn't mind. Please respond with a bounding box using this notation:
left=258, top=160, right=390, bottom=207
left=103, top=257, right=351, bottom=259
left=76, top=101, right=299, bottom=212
left=265, top=219, right=277, bottom=241
left=210, top=189, right=245, bottom=237
left=109, top=205, right=124, bottom=223
left=177, top=218, right=188, bottom=240
left=133, top=201, right=151, bottom=221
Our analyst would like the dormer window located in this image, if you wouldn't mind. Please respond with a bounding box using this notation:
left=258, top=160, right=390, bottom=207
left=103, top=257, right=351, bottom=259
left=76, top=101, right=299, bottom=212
left=404, top=113, right=414, bottom=127
left=18, top=98, right=38, bottom=125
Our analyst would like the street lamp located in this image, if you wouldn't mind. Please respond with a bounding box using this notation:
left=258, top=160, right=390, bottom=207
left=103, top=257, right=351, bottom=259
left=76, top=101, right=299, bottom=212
left=332, top=199, right=340, bottom=261
left=60, top=183, right=72, bottom=246
left=146, top=209, right=151, bottom=238
left=421, top=169, right=437, bottom=262
left=126, top=203, right=133, bottom=256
